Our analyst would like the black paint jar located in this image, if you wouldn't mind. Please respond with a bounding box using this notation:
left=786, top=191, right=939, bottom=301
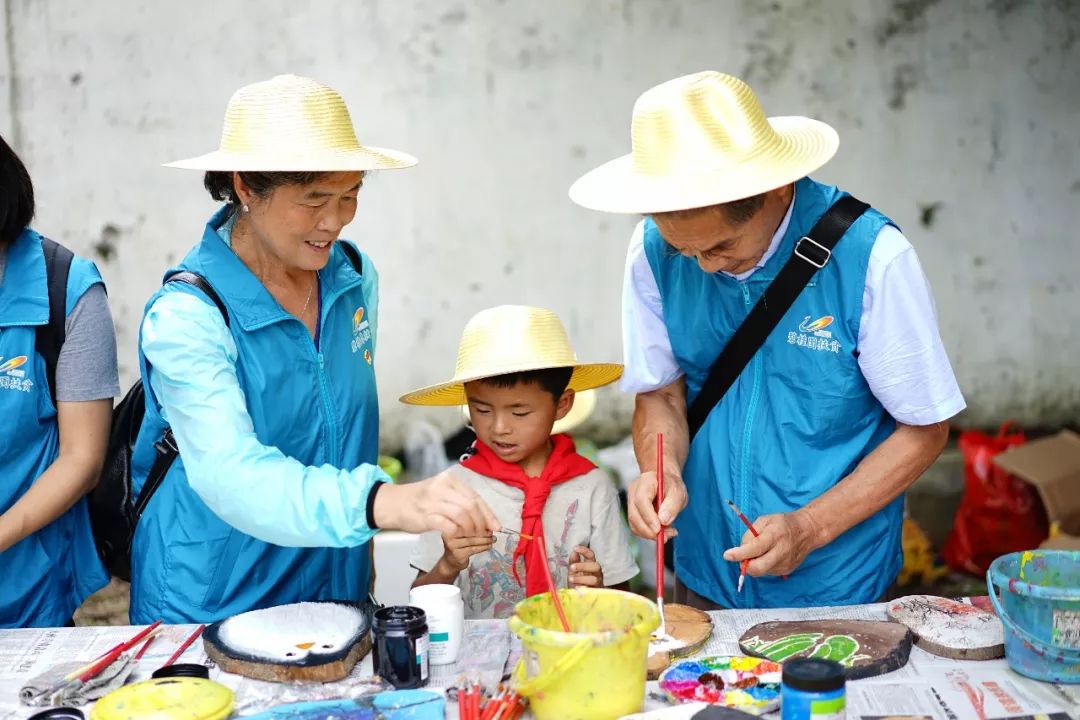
left=372, top=605, right=429, bottom=689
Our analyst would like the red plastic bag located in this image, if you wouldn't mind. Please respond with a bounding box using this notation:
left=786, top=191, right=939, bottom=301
left=942, top=423, right=1049, bottom=575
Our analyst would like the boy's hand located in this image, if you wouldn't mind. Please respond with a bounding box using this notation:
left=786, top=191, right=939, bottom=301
left=568, top=545, right=604, bottom=588
left=441, top=533, right=496, bottom=572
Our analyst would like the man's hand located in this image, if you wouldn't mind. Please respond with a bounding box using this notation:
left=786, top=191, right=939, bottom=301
left=441, top=533, right=496, bottom=572
left=568, top=546, right=604, bottom=588
left=627, top=469, right=687, bottom=540
left=374, top=470, right=500, bottom=536
left=722, top=510, right=822, bottom=577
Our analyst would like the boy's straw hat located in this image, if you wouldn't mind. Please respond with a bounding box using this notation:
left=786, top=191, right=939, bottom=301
left=165, top=75, right=417, bottom=172
left=400, top=306, right=622, bottom=407
left=460, top=388, right=597, bottom=435
left=568, top=71, right=838, bottom=214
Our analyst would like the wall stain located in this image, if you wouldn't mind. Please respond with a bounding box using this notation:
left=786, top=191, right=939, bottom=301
left=887, top=64, right=919, bottom=110
left=877, top=0, right=941, bottom=46
left=919, top=202, right=943, bottom=228
left=92, top=224, right=121, bottom=263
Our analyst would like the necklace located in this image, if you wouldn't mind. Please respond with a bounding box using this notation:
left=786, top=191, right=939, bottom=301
left=299, top=272, right=316, bottom=320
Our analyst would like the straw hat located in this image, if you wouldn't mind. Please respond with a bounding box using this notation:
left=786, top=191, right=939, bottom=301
left=400, top=306, right=622, bottom=407
left=165, top=74, right=417, bottom=171
left=568, top=71, right=838, bottom=214
left=460, top=388, right=597, bottom=435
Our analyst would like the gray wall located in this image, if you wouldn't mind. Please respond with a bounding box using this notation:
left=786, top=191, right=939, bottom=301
left=2, top=0, right=1077, bottom=447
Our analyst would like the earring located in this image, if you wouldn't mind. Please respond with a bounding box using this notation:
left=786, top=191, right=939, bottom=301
left=241, top=204, right=249, bottom=213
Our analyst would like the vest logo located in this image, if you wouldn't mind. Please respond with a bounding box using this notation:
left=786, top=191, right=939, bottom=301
left=350, top=306, right=373, bottom=356
left=788, top=316, right=841, bottom=354
left=0, top=355, right=34, bottom=392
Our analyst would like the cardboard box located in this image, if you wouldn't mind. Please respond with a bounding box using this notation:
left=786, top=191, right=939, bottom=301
left=992, top=430, right=1080, bottom=551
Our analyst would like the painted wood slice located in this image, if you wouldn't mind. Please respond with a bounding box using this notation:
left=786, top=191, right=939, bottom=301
left=648, top=604, right=714, bottom=679
left=738, top=619, right=912, bottom=680
left=886, top=595, right=1004, bottom=660
left=203, top=601, right=372, bottom=683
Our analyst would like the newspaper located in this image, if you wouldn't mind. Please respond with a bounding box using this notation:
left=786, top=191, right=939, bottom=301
left=0, top=605, right=1076, bottom=719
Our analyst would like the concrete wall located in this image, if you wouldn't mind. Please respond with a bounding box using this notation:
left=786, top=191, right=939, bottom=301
left=1, top=0, right=1077, bottom=448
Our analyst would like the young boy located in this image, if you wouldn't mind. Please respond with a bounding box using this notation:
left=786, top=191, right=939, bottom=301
left=401, top=305, right=638, bottom=619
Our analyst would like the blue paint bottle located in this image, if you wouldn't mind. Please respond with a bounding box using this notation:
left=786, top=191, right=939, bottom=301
left=781, top=658, right=846, bottom=720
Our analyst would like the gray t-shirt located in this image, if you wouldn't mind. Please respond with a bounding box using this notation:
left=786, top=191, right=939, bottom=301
left=0, top=250, right=120, bottom=402
left=410, top=463, right=639, bottom=619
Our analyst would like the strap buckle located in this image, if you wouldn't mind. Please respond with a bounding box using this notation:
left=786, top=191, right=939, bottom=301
left=795, top=236, right=832, bottom=269
left=154, top=429, right=178, bottom=455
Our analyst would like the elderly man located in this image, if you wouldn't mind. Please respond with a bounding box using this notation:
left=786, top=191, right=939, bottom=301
left=569, top=72, right=965, bottom=609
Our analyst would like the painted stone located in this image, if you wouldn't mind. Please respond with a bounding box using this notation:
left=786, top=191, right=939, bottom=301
left=738, top=620, right=912, bottom=680
left=203, top=601, right=372, bottom=683
left=886, top=595, right=1005, bottom=660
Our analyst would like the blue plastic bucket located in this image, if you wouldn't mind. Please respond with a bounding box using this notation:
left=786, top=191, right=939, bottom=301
left=986, top=550, right=1080, bottom=683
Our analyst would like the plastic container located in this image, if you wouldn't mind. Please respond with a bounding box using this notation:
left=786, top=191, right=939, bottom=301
left=89, top=677, right=234, bottom=720
left=373, top=605, right=429, bottom=689
left=781, top=658, right=846, bottom=720
left=508, top=588, right=659, bottom=720
left=408, top=584, right=464, bottom=665
left=987, top=549, right=1080, bottom=683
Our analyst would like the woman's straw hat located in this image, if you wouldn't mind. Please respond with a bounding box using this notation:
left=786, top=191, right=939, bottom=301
left=400, top=306, right=623, bottom=407
left=460, top=388, right=597, bottom=435
left=165, top=75, right=417, bottom=172
left=568, top=71, right=838, bottom=214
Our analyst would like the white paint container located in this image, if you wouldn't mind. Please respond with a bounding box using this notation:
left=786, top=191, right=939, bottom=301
left=408, top=584, right=464, bottom=666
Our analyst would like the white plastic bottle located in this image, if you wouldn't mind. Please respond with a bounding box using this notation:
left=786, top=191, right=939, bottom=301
left=408, top=584, right=465, bottom=666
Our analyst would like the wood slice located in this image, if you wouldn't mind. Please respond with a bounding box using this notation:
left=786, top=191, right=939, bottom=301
left=203, top=601, right=372, bottom=683
left=886, top=595, right=1005, bottom=660
left=738, top=619, right=912, bottom=680
left=647, top=604, right=713, bottom=679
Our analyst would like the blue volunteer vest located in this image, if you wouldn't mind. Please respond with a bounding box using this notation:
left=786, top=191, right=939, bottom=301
left=128, top=209, right=380, bottom=623
left=0, top=228, right=110, bottom=627
left=645, top=177, right=902, bottom=608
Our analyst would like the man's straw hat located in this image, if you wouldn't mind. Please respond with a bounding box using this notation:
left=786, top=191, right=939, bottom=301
left=460, top=388, right=597, bottom=435
left=165, top=75, right=417, bottom=172
left=400, top=306, right=622, bottom=407
left=569, top=71, right=838, bottom=214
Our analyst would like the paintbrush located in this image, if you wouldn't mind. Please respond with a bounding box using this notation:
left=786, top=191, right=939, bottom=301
left=533, top=536, right=571, bottom=632
left=37, top=620, right=163, bottom=700
left=161, top=624, right=205, bottom=667
left=726, top=500, right=789, bottom=590
left=655, top=432, right=667, bottom=637
left=497, top=527, right=535, bottom=541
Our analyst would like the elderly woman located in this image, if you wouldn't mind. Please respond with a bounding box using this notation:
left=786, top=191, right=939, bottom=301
left=130, top=75, right=498, bottom=623
left=0, top=135, right=117, bottom=627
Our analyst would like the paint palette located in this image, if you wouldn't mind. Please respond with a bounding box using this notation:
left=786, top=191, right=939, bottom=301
left=658, top=656, right=782, bottom=715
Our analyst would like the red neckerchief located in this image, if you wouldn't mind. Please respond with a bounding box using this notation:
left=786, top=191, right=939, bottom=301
left=461, top=433, right=596, bottom=597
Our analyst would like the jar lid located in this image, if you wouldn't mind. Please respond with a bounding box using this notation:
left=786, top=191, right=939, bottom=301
left=781, top=658, right=845, bottom=692
left=374, top=605, right=427, bottom=633
left=27, top=709, right=86, bottom=720
left=89, top=678, right=234, bottom=720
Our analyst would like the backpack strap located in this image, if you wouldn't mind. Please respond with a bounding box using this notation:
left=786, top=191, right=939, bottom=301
left=130, top=271, right=229, bottom=527
left=34, top=237, right=74, bottom=406
left=339, top=241, right=363, bottom=275
left=686, top=195, right=870, bottom=440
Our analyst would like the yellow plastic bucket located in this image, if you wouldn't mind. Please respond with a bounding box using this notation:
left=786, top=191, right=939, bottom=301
left=508, top=588, right=659, bottom=720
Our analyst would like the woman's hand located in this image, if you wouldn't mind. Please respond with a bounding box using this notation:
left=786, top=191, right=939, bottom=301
left=568, top=545, right=604, bottom=588
left=373, top=470, right=500, bottom=537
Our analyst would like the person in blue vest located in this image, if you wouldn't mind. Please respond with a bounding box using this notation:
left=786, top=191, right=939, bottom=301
left=569, top=72, right=966, bottom=609
left=0, top=135, right=117, bottom=627
left=129, top=75, right=499, bottom=624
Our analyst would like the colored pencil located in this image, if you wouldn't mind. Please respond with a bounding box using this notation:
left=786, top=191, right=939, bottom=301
left=656, top=433, right=666, bottom=634
left=162, top=624, right=205, bottom=667
left=533, top=538, right=571, bottom=632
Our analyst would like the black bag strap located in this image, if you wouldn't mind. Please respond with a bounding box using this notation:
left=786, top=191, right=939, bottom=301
left=339, top=240, right=363, bottom=275
left=35, top=237, right=74, bottom=405
left=130, top=271, right=229, bottom=525
left=686, top=195, right=870, bottom=439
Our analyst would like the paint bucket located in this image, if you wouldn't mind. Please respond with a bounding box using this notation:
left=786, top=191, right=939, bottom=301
left=986, top=550, right=1080, bottom=683
left=508, top=588, right=659, bottom=720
